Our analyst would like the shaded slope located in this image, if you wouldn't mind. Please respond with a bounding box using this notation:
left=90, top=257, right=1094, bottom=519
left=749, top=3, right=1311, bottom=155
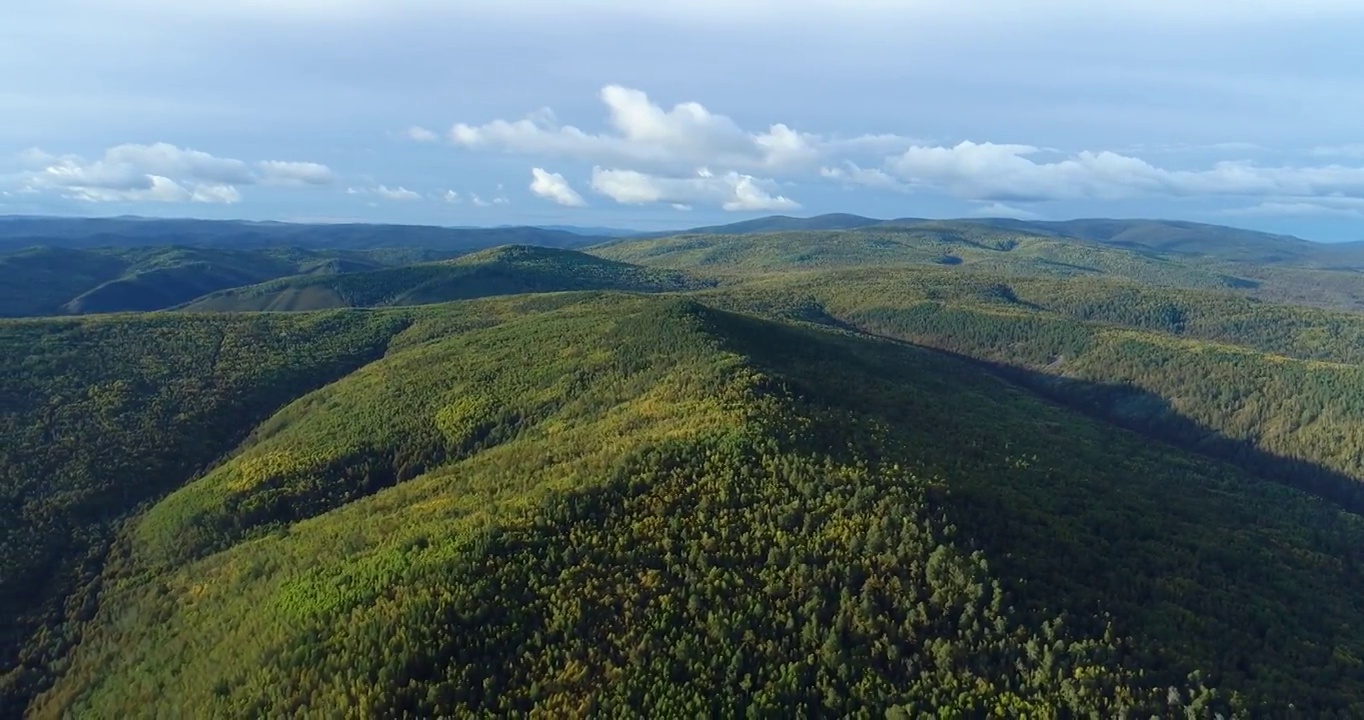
left=31, top=297, right=1364, bottom=717
left=0, top=248, right=131, bottom=317
left=0, top=310, right=418, bottom=710
left=703, top=267, right=1364, bottom=514
left=179, top=245, right=710, bottom=312
left=0, top=216, right=597, bottom=252
left=0, top=246, right=467, bottom=317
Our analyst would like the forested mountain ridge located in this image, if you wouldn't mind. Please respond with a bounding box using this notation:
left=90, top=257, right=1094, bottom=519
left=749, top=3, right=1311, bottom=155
left=176, top=245, right=710, bottom=313
left=9, top=214, right=1364, bottom=717
left=2, top=294, right=1364, bottom=716
left=0, top=245, right=463, bottom=317
left=11, top=296, right=1364, bottom=717
left=7, top=214, right=1363, bottom=318
left=591, top=223, right=1364, bottom=312
left=641, top=213, right=1362, bottom=268
left=0, top=216, right=596, bottom=252
left=700, top=267, right=1364, bottom=513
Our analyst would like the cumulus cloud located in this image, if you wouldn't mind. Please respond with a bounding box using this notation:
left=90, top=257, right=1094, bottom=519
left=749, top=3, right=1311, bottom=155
left=437, top=85, right=1364, bottom=212
left=970, top=201, right=1043, bottom=220
left=448, top=85, right=916, bottom=175
left=441, top=190, right=461, bottom=203
left=404, top=126, right=439, bottom=142
left=103, top=142, right=254, bottom=184
left=880, top=141, right=1364, bottom=204
left=529, top=167, right=586, bottom=207
left=373, top=184, right=421, bottom=201
left=820, top=163, right=905, bottom=191
left=590, top=167, right=799, bottom=212
left=17, top=143, right=333, bottom=204
left=258, top=160, right=336, bottom=185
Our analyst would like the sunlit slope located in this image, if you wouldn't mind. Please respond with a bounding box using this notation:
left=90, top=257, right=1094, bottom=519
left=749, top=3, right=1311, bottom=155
left=592, top=226, right=1364, bottom=311
left=179, top=245, right=708, bottom=312
left=590, top=227, right=1253, bottom=289
left=34, top=297, right=1364, bottom=717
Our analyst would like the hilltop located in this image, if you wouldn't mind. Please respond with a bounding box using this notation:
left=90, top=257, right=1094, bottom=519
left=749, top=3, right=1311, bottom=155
left=0, top=216, right=596, bottom=252
left=9, top=213, right=1364, bottom=716
left=0, top=246, right=465, bottom=317
left=8, top=296, right=1364, bottom=717
left=177, top=246, right=709, bottom=312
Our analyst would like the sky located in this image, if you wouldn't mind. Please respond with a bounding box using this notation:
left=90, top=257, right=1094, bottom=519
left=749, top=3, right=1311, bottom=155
left=5, top=1, right=1364, bottom=240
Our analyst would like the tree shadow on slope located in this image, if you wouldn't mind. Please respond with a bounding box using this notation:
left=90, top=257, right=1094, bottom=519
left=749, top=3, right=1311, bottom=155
left=696, top=304, right=1364, bottom=714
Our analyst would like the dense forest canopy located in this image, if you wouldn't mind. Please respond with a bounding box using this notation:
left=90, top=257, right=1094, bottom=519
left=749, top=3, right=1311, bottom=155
left=6, top=214, right=1364, bottom=717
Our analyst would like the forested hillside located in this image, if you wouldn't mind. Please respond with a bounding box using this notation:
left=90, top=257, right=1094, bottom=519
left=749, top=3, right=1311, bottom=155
left=0, top=296, right=1361, bottom=717
left=177, top=246, right=708, bottom=312
left=0, top=311, right=413, bottom=709
left=9, top=214, right=1364, bottom=717
left=0, top=217, right=595, bottom=252
left=0, top=246, right=462, bottom=317
left=592, top=222, right=1364, bottom=311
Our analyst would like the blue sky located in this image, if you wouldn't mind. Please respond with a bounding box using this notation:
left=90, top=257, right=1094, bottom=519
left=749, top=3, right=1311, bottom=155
left=5, top=1, right=1364, bottom=239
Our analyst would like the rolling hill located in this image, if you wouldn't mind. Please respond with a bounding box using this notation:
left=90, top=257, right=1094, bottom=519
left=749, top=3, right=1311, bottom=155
left=0, top=246, right=464, bottom=317
left=0, top=216, right=598, bottom=252
left=658, top=214, right=1362, bottom=267
left=591, top=225, right=1258, bottom=290
left=592, top=223, right=1364, bottom=311
left=177, top=246, right=710, bottom=312
left=10, top=213, right=1364, bottom=717
left=2, top=296, right=1362, bottom=716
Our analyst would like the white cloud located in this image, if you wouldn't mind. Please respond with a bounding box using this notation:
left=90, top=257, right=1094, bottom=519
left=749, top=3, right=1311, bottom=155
left=258, top=160, right=336, bottom=185
left=970, top=201, right=1043, bottom=220
left=102, top=142, right=254, bottom=184
left=821, top=163, right=905, bottom=191
left=441, top=189, right=460, bottom=203
left=16, top=143, right=332, bottom=204
left=493, top=196, right=510, bottom=205
left=885, top=141, right=1364, bottom=204
left=449, top=85, right=917, bottom=174
left=63, top=175, right=192, bottom=203
left=590, top=167, right=799, bottom=212
left=529, top=167, right=586, bottom=207
left=438, top=85, right=1364, bottom=212
left=373, top=184, right=421, bottom=201
left=190, top=184, right=244, bottom=203
left=471, top=193, right=489, bottom=207
left=404, top=126, right=439, bottom=142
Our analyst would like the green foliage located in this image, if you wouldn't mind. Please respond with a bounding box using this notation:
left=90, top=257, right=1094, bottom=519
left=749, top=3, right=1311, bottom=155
left=21, top=298, right=1364, bottom=717
left=0, top=245, right=464, bottom=317
left=703, top=267, right=1364, bottom=515
left=592, top=224, right=1364, bottom=312
left=178, top=245, right=710, bottom=312
left=590, top=226, right=1249, bottom=290
left=0, top=310, right=411, bottom=709
left=14, top=215, right=1364, bottom=718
